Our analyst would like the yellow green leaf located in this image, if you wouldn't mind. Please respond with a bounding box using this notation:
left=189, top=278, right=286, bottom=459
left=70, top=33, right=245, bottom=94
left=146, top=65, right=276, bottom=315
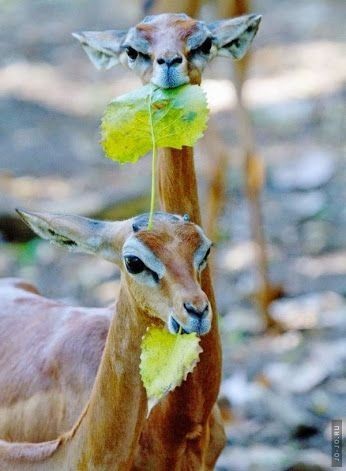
left=140, top=327, right=203, bottom=411
left=101, top=84, right=209, bottom=163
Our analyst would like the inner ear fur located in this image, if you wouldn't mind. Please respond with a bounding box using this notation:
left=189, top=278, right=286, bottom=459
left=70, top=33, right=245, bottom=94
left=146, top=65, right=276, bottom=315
left=16, top=209, right=124, bottom=263
left=72, top=29, right=128, bottom=70
left=209, top=14, right=261, bottom=60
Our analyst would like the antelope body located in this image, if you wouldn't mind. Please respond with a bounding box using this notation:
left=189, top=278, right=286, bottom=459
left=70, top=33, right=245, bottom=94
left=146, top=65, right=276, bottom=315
left=0, top=210, right=213, bottom=470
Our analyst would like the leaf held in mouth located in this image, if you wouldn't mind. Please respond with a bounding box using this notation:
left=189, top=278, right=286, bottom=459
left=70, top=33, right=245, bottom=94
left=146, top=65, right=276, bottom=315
left=140, top=327, right=203, bottom=412
left=101, top=83, right=209, bottom=163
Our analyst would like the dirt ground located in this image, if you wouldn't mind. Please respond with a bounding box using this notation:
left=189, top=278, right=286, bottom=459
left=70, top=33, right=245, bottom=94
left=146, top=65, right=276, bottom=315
left=0, top=0, right=345, bottom=469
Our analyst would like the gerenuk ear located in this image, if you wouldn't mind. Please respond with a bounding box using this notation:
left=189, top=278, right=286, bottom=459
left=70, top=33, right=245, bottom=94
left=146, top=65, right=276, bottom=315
left=208, top=14, right=261, bottom=60
left=72, top=29, right=128, bottom=70
left=16, top=209, right=127, bottom=264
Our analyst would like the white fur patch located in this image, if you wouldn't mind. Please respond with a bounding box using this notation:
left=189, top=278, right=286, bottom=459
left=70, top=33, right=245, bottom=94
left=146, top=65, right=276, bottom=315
left=122, top=236, right=166, bottom=279
left=193, top=226, right=212, bottom=270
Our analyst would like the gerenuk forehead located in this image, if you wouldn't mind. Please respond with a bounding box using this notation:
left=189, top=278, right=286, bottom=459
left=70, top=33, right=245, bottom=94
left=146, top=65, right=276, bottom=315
left=135, top=220, right=211, bottom=256
left=131, top=16, right=211, bottom=51
left=131, top=212, right=183, bottom=233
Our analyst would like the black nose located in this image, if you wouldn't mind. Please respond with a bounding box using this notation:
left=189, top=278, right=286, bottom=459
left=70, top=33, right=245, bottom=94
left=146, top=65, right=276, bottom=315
left=157, top=55, right=183, bottom=66
left=184, top=302, right=209, bottom=319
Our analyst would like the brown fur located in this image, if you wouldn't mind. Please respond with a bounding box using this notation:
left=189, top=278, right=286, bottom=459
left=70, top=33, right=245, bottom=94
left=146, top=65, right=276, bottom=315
left=0, top=278, right=110, bottom=443
left=0, top=217, right=213, bottom=469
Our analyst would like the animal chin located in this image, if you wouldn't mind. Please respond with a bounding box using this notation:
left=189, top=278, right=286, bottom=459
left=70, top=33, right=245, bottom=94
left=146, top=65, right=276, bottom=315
left=168, top=315, right=211, bottom=336
left=151, top=71, right=189, bottom=89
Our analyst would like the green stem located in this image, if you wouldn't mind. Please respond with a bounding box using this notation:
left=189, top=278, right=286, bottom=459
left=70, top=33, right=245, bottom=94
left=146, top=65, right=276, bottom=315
left=148, top=145, right=156, bottom=230
left=148, top=89, right=156, bottom=230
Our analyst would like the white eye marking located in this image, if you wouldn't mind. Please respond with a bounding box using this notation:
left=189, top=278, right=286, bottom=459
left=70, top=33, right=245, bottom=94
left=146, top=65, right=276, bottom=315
left=193, top=227, right=212, bottom=271
left=198, top=247, right=211, bottom=271
left=122, top=236, right=165, bottom=283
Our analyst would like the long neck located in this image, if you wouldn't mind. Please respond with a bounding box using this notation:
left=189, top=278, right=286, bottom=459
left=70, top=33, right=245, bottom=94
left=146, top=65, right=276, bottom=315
left=71, top=283, right=150, bottom=470
left=158, top=146, right=202, bottom=225
left=155, top=146, right=222, bottom=434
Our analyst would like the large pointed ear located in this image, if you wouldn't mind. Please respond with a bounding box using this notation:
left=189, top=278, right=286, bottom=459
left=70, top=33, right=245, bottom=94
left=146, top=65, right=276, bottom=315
left=208, top=14, right=261, bottom=60
left=16, top=209, right=128, bottom=264
left=72, top=29, right=128, bottom=70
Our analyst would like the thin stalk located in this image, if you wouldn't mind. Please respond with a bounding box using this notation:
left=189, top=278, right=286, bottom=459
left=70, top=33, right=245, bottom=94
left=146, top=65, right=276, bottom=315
left=148, top=89, right=156, bottom=230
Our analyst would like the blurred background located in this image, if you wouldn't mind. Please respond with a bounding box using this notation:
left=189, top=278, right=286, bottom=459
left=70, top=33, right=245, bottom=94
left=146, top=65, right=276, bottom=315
left=0, top=0, right=345, bottom=469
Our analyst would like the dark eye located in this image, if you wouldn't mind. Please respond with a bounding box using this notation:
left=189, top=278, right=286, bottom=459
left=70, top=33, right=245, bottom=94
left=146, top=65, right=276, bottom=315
left=124, top=255, right=146, bottom=274
left=124, top=255, right=159, bottom=282
left=126, top=46, right=138, bottom=60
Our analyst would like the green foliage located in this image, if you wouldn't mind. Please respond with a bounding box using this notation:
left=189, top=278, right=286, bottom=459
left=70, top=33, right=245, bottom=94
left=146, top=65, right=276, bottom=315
left=140, top=327, right=202, bottom=411
left=101, top=84, right=209, bottom=163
